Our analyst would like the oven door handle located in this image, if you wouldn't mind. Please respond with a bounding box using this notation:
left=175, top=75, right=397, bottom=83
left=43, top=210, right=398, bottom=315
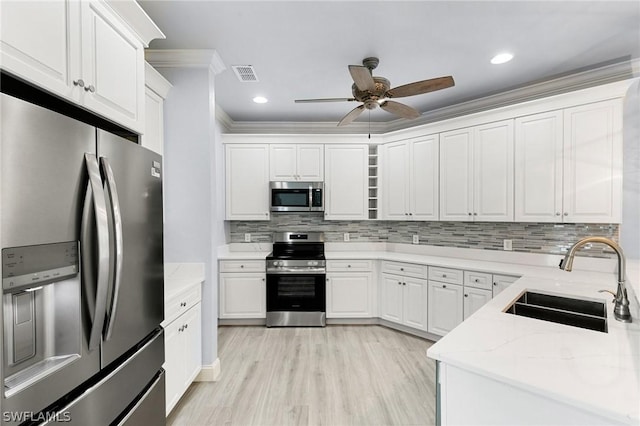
left=267, top=268, right=326, bottom=275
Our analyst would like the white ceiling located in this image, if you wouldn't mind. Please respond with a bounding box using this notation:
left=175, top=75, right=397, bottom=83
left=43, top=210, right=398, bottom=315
left=139, top=1, right=640, bottom=126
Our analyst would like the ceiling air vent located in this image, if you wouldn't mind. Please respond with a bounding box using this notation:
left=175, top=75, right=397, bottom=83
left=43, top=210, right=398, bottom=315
left=232, top=65, right=259, bottom=82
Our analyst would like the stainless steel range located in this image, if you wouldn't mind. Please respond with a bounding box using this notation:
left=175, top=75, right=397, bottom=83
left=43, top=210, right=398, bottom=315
left=266, top=232, right=326, bottom=327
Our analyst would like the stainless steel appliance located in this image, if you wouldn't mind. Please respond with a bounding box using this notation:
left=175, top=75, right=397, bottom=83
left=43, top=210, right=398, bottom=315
left=0, top=91, right=164, bottom=425
left=266, top=232, right=326, bottom=327
left=270, top=181, right=324, bottom=212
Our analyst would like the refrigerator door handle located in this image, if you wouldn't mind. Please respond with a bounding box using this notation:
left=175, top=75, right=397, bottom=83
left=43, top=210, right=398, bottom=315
left=82, top=153, right=111, bottom=351
left=100, top=157, right=124, bottom=341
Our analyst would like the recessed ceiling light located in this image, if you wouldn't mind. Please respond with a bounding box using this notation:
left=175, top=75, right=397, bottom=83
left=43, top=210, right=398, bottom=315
left=253, top=96, right=268, bottom=104
left=490, top=53, right=514, bottom=65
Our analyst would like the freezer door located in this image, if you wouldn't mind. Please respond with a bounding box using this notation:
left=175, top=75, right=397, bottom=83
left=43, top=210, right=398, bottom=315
left=97, top=130, right=164, bottom=367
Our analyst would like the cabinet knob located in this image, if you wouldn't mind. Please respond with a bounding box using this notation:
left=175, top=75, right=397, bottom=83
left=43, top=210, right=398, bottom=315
left=403, top=282, right=406, bottom=286
left=400, top=267, right=404, bottom=271
left=179, top=326, right=184, bottom=332
left=473, top=212, right=477, bottom=216
left=564, top=212, right=568, bottom=216
left=443, top=284, right=447, bottom=288
left=468, top=212, right=472, bottom=216
left=73, top=79, right=85, bottom=88
left=398, top=281, right=402, bottom=285
left=409, top=213, right=413, bottom=216
left=493, top=282, right=497, bottom=286
left=262, top=278, right=265, bottom=281
left=555, top=212, right=561, bottom=216
left=348, top=265, right=351, bottom=268
left=442, top=274, right=447, bottom=278
left=474, top=278, right=479, bottom=283
left=84, top=84, right=96, bottom=93
left=240, top=265, right=244, bottom=268
left=265, top=212, right=269, bottom=216
left=464, top=294, right=468, bottom=297
left=184, top=324, right=188, bottom=329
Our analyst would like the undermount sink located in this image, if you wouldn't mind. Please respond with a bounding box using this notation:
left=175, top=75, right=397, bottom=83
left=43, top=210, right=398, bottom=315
left=505, top=291, right=608, bottom=333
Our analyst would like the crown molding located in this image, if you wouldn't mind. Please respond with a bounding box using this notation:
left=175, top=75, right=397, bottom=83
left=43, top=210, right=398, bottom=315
left=106, top=0, right=165, bottom=47
left=219, top=57, right=639, bottom=134
left=145, top=49, right=227, bottom=75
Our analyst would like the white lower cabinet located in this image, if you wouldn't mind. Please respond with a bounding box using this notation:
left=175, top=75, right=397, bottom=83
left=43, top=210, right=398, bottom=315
left=380, top=262, right=428, bottom=331
left=219, top=260, right=266, bottom=319
left=165, top=303, right=201, bottom=415
left=463, top=287, right=492, bottom=320
left=427, top=281, right=464, bottom=336
left=492, top=274, right=520, bottom=296
left=326, top=272, right=374, bottom=318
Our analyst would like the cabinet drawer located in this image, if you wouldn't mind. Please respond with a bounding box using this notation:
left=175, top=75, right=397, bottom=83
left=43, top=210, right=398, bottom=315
left=219, top=260, right=265, bottom=273
left=428, top=266, right=463, bottom=285
left=327, top=259, right=373, bottom=272
left=464, top=271, right=493, bottom=291
left=382, top=261, right=427, bottom=278
left=165, top=284, right=202, bottom=324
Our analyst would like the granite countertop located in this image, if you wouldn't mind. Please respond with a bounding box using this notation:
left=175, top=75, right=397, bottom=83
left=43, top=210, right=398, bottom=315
left=427, top=275, right=640, bottom=424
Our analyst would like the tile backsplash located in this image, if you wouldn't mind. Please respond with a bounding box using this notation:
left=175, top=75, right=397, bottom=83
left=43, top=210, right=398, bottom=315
left=229, top=213, right=619, bottom=258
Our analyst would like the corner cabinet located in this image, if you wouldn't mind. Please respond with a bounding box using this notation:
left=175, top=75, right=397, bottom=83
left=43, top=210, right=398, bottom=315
left=381, top=135, right=439, bottom=221
left=225, top=145, right=270, bottom=220
left=514, top=99, right=622, bottom=223
left=440, top=120, right=514, bottom=222
left=0, top=0, right=148, bottom=133
left=164, top=283, right=202, bottom=415
left=324, top=144, right=369, bottom=220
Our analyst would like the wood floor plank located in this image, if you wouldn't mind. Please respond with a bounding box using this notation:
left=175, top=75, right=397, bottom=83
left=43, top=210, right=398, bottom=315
left=167, top=325, right=436, bottom=426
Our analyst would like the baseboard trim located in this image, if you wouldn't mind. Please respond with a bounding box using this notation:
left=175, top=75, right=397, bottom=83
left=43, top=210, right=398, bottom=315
left=195, top=358, right=221, bottom=382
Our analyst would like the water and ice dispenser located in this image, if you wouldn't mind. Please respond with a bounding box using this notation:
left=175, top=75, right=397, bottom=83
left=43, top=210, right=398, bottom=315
left=2, top=242, right=81, bottom=396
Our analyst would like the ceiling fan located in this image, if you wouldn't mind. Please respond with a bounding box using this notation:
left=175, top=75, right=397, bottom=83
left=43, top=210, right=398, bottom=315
left=295, top=57, right=455, bottom=126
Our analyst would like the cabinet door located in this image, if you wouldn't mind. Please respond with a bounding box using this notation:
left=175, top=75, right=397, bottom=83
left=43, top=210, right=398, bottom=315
left=0, top=0, right=80, bottom=101
left=474, top=120, right=514, bottom=221
left=326, top=273, right=373, bottom=318
left=80, top=0, right=145, bottom=133
left=164, top=318, right=184, bottom=415
left=142, top=86, right=164, bottom=155
left=225, top=145, right=270, bottom=220
left=440, top=129, right=473, bottom=221
left=403, top=278, right=428, bottom=331
left=183, top=304, right=202, bottom=386
left=381, top=275, right=403, bottom=324
left=269, top=145, right=297, bottom=180
left=515, top=112, right=563, bottom=222
left=410, top=136, right=439, bottom=220
left=563, top=100, right=622, bottom=223
left=428, top=281, right=463, bottom=336
left=463, top=287, right=492, bottom=320
left=381, top=141, right=409, bottom=220
left=219, top=273, right=266, bottom=318
left=297, top=145, right=324, bottom=180
left=492, top=274, right=519, bottom=297
left=324, top=145, right=368, bottom=220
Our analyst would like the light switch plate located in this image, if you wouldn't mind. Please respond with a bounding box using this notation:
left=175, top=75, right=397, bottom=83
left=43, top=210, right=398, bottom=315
left=503, top=239, right=512, bottom=251
left=244, top=233, right=251, bottom=242
left=343, top=233, right=350, bottom=242
left=413, top=235, right=419, bottom=244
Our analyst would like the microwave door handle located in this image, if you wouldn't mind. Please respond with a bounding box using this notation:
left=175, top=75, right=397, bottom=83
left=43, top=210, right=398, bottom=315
left=308, top=185, right=313, bottom=211
left=81, top=153, right=110, bottom=351
left=100, top=157, right=123, bottom=341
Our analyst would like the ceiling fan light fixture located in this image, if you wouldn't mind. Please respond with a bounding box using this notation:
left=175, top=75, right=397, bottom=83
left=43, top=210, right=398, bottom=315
left=490, top=52, right=514, bottom=65
left=252, top=96, right=268, bottom=104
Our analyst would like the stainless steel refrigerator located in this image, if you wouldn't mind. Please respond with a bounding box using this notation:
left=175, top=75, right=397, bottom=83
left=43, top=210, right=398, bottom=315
left=0, top=92, right=165, bottom=425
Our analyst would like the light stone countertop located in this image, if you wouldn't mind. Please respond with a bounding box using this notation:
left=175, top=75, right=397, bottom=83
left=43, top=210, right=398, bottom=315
left=427, top=275, right=640, bottom=424
left=164, top=262, right=205, bottom=298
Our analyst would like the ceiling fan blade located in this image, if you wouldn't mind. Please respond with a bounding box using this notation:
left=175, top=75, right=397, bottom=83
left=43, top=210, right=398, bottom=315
left=386, top=76, right=455, bottom=98
left=337, top=105, right=365, bottom=127
left=295, top=98, right=356, bottom=103
left=349, top=65, right=375, bottom=91
left=380, top=101, right=421, bottom=120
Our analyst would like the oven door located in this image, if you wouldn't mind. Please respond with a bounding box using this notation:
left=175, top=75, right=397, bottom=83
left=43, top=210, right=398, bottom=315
left=266, top=272, right=325, bottom=312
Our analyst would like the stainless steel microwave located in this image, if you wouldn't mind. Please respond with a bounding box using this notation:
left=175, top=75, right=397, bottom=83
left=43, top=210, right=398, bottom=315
left=270, top=181, right=324, bottom=212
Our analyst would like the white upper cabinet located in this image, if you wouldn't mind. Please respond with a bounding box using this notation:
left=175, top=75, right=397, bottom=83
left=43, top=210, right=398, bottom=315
left=440, top=120, right=514, bottom=221
left=381, top=135, right=439, bottom=220
left=0, top=0, right=149, bottom=133
left=269, top=144, right=324, bottom=181
left=324, top=144, right=368, bottom=220
left=141, top=63, right=172, bottom=155
left=515, top=111, right=563, bottom=222
left=225, top=144, right=270, bottom=220
left=515, top=100, right=622, bottom=224
left=563, top=100, right=622, bottom=223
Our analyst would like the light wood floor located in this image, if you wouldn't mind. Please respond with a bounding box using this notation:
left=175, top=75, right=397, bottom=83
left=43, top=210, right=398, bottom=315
left=167, top=325, right=436, bottom=426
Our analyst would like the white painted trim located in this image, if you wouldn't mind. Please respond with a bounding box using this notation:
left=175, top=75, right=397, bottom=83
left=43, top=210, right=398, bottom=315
left=195, top=358, right=221, bottom=382
left=222, top=133, right=385, bottom=145
left=105, top=0, right=165, bottom=46
left=146, top=49, right=227, bottom=75
left=144, top=62, right=172, bottom=98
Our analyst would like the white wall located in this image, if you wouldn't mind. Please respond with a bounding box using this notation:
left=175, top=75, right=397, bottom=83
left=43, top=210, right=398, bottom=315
left=160, top=66, right=222, bottom=366
left=621, top=80, right=640, bottom=261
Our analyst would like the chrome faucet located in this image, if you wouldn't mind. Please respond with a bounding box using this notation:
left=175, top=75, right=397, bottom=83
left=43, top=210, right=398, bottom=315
left=560, top=236, right=631, bottom=323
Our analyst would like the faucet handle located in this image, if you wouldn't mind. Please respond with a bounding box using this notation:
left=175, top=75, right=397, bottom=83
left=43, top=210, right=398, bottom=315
left=559, top=259, right=564, bottom=269
left=598, top=289, right=616, bottom=303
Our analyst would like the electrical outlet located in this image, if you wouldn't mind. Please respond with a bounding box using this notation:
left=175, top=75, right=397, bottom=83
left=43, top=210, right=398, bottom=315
left=413, top=235, right=419, bottom=244
left=343, top=233, right=350, bottom=242
left=503, top=239, right=512, bottom=251
left=244, top=233, right=251, bottom=242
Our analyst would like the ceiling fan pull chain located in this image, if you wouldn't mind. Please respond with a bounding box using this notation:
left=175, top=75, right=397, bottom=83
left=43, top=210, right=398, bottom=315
left=368, top=110, right=371, bottom=139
